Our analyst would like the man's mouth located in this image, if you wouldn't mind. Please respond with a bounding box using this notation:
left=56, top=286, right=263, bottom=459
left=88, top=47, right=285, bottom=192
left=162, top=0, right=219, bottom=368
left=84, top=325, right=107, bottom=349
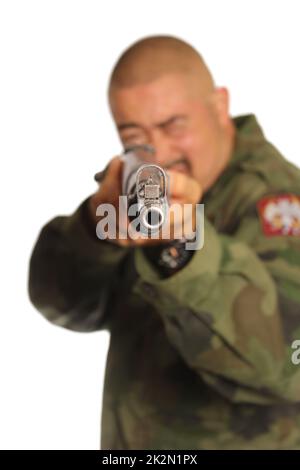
left=166, top=159, right=191, bottom=175
left=170, top=163, right=190, bottom=174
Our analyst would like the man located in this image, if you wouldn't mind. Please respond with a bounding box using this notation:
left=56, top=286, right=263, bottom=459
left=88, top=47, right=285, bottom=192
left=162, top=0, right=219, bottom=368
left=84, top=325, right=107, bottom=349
left=28, top=36, right=300, bottom=449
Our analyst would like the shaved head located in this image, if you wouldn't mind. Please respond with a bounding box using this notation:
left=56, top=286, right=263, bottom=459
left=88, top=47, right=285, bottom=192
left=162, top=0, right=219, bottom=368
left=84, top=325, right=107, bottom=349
left=108, top=35, right=215, bottom=100
left=108, top=35, right=234, bottom=193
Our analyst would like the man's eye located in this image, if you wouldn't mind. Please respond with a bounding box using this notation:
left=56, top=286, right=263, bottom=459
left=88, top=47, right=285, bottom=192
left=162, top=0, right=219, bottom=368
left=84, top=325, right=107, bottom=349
left=122, top=135, right=145, bottom=145
left=165, top=120, right=186, bottom=135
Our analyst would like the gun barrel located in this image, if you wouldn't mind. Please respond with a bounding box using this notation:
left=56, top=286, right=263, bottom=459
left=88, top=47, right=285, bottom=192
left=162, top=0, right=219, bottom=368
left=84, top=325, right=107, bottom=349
left=123, top=157, right=168, bottom=235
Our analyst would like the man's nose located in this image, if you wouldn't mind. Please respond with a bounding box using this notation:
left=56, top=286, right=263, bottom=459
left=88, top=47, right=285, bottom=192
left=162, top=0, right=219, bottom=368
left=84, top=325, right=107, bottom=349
left=149, top=132, right=180, bottom=167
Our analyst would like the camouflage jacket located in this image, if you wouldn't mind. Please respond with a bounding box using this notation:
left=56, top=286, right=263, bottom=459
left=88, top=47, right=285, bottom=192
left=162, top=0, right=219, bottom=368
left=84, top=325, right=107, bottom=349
left=28, top=114, right=300, bottom=449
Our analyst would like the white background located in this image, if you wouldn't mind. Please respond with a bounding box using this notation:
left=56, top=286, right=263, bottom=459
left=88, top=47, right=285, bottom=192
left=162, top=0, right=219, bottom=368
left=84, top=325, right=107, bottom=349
left=0, top=0, right=299, bottom=450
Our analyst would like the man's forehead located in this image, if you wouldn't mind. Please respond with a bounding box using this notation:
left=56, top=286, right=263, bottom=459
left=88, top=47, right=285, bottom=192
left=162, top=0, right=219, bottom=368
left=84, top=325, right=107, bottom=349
left=110, top=74, right=190, bottom=103
left=109, top=73, right=204, bottom=124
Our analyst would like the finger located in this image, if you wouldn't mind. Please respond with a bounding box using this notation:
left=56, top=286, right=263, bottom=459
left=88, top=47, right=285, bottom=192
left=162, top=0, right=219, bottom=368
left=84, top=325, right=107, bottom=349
left=168, top=170, right=202, bottom=203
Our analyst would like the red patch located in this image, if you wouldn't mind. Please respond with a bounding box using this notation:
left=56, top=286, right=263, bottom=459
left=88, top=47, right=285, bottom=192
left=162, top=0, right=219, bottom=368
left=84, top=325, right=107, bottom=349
left=257, top=194, right=300, bottom=237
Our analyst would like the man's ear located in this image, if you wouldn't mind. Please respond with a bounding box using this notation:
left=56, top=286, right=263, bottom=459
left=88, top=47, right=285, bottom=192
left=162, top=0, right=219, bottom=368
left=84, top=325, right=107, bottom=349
left=211, top=87, right=230, bottom=127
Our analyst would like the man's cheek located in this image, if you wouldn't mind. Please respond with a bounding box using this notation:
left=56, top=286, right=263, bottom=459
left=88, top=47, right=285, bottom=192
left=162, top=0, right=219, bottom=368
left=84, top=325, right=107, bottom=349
left=181, top=137, right=202, bottom=170
left=178, top=133, right=194, bottom=153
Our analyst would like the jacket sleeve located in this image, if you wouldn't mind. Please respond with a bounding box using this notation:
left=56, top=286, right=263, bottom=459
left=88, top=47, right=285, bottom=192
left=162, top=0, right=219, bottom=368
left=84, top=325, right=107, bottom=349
left=133, top=204, right=300, bottom=405
left=28, top=198, right=130, bottom=332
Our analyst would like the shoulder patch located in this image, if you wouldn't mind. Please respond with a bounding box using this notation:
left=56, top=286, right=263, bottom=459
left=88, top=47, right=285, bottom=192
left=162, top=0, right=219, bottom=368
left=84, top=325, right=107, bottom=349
left=257, top=194, right=300, bottom=237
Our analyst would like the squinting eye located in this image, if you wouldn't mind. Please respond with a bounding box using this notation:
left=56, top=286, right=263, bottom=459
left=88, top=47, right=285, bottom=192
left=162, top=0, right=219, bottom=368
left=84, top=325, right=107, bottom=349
left=123, top=135, right=146, bottom=145
left=165, top=121, right=186, bottom=135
